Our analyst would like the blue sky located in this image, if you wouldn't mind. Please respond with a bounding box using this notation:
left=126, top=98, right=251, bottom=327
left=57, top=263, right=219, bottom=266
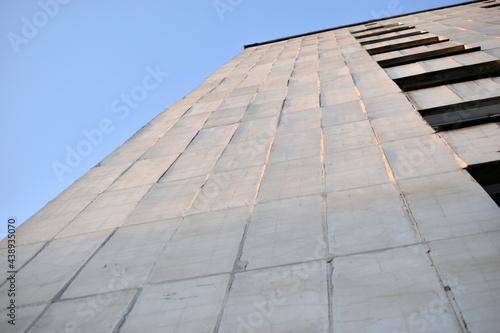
left=0, top=0, right=460, bottom=239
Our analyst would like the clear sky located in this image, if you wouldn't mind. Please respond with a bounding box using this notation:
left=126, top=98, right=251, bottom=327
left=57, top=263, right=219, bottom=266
left=0, top=0, right=461, bottom=239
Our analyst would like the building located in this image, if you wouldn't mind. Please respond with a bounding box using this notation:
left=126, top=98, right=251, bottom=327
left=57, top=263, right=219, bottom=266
left=1, top=0, right=500, bottom=332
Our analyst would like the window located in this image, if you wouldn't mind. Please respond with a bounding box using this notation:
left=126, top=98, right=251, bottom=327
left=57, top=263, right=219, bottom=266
left=392, top=60, right=500, bottom=91
left=377, top=45, right=481, bottom=68
left=467, top=161, right=500, bottom=206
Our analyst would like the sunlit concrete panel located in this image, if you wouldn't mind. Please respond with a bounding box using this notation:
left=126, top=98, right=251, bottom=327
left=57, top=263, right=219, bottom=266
left=327, top=183, right=418, bottom=256
left=332, top=246, right=460, bottom=333
left=257, top=156, right=323, bottom=203
left=320, top=101, right=367, bottom=127
left=430, top=231, right=500, bottom=333
left=440, top=123, right=500, bottom=165
left=241, top=195, right=324, bottom=270
left=268, top=128, right=321, bottom=163
left=161, top=145, right=226, bottom=182
left=383, top=134, right=461, bottom=180
left=214, top=138, right=273, bottom=172
left=400, top=170, right=500, bottom=241
left=323, top=120, right=377, bottom=153
left=324, top=145, right=390, bottom=192
left=189, top=166, right=263, bottom=215
left=370, top=111, right=435, bottom=143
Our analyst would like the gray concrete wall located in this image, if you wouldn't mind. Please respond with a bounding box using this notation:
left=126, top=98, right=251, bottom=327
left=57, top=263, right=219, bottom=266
left=1, top=1, right=499, bottom=332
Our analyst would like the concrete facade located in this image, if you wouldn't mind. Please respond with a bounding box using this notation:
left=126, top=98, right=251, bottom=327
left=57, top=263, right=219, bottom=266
left=2, top=1, right=500, bottom=332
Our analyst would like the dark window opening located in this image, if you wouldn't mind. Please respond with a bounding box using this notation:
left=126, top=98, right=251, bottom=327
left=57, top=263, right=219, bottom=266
left=366, top=36, right=449, bottom=55
left=393, top=60, right=500, bottom=91
left=360, top=31, right=428, bottom=45
left=352, top=22, right=403, bottom=34
left=377, top=45, right=481, bottom=68
left=354, top=25, right=415, bottom=39
left=418, top=97, right=500, bottom=131
left=467, top=161, right=500, bottom=207
left=482, top=3, right=500, bottom=8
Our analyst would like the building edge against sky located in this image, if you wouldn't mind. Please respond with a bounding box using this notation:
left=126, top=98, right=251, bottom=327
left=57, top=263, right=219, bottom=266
left=1, top=0, right=500, bottom=332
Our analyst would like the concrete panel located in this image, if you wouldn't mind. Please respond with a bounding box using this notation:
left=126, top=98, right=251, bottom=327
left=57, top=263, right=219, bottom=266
left=321, top=100, right=367, bottom=127
left=121, top=275, right=229, bottom=333
left=190, top=166, right=263, bottom=215
left=371, top=111, right=435, bottom=143
left=284, top=93, right=320, bottom=113
left=184, top=124, right=238, bottom=153
left=242, top=195, right=324, bottom=269
left=277, top=108, right=321, bottom=134
left=406, top=86, right=462, bottom=110
left=124, top=176, right=206, bottom=225
left=141, top=131, right=197, bottom=158
left=400, top=170, right=500, bottom=241
left=162, top=145, right=226, bottom=182
left=258, top=156, right=323, bottom=203
left=440, top=123, right=500, bottom=165
left=56, top=163, right=131, bottom=201
left=214, top=138, right=273, bottom=172
left=327, top=183, right=418, bottom=255
left=362, top=92, right=415, bottom=118
left=107, top=155, right=178, bottom=191
left=269, top=128, right=321, bottom=163
left=0, top=231, right=109, bottom=306
left=219, top=262, right=329, bottom=332
left=29, top=290, right=136, bottom=333
left=231, top=116, right=279, bottom=143
left=383, top=134, right=461, bottom=180
left=321, top=87, right=360, bottom=106
left=62, top=219, right=181, bottom=299
left=11, top=195, right=96, bottom=246
left=324, top=145, right=390, bottom=192
left=323, top=120, right=377, bottom=153
left=242, top=101, right=283, bottom=121
left=149, top=207, right=250, bottom=283
left=0, top=304, right=45, bottom=332
left=430, top=231, right=500, bottom=333
left=332, top=246, right=460, bottom=333
left=0, top=241, right=45, bottom=273
left=56, top=185, right=151, bottom=238
left=202, top=107, right=247, bottom=129
left=166, top=113, right=211, bottom=135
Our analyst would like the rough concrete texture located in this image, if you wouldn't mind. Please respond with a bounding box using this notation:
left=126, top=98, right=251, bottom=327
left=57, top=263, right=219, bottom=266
left=1, top=1, right=500, bottom=332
